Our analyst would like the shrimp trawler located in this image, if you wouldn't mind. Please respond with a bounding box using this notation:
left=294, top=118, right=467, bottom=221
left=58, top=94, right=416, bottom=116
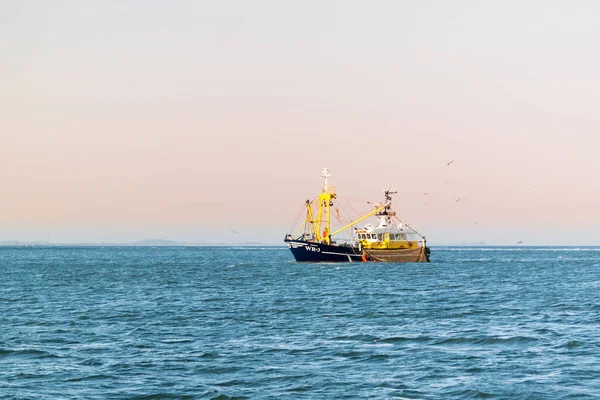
left=284, top=168, right=430, bottom=262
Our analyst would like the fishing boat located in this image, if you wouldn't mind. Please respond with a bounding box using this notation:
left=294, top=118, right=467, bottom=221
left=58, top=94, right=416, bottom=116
left=284, top=168, right=430, bottom=262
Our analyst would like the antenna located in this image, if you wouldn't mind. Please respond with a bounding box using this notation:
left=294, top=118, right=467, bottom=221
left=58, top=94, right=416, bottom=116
left=384, top=189, right=397, bottom=204
left=377, top=189, right=397, bottom=215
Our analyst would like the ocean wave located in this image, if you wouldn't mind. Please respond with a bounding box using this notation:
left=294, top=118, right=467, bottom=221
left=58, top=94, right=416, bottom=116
left=380, top=336, right=433, bottom=343
left=443, top=388, right=495, bottom=399
left=435, top=336, right=539, bottom=346
left=0, top=348, right=61, bottom=359
left=67, top=374, right=114, bottom=382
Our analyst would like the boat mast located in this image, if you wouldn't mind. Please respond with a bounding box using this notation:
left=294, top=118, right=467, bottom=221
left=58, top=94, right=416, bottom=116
left=301, top=168, right=336, bottom=243
left=313, top=167, right=334, bottom=244
left=323, top=167, right=331, bottom=243
left=378, top=190, right=397, bottom=216
left=304, top=199, right=318, bottom=238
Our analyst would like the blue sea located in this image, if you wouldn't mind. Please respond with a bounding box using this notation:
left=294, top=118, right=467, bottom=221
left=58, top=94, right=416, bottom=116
left=1, top=246, right=599, bottom=399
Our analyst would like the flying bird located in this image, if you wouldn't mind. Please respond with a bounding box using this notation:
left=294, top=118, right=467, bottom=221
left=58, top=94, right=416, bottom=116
left=455, top=197, right=466, bottom=203
left=230, top=229, right=239, bottom=234
left=424, top=192, right=429, bottom=195
left=446, top=181, right=454, bottom=184
left=447, top=160, right=454, bottom=166
left=517, top=241, right=523, bottom=244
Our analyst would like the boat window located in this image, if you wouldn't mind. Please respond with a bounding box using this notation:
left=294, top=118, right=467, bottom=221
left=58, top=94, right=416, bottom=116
left=358, top=234, right=365, bottom=239
left=401, top=234, right=407, bottom=240
left=371, top=234, right=377, bottom=240
left=393, top=234, right=399, bottom=240
left=377, top=234, right=383, bottom=241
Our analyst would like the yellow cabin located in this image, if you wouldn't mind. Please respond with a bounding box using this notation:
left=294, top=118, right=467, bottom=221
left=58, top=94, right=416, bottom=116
left=355, top=229, right=420, bottom=250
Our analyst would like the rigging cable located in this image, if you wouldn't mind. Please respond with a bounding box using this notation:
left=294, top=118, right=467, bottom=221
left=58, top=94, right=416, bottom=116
left=287, top=203, right=306, bottom=236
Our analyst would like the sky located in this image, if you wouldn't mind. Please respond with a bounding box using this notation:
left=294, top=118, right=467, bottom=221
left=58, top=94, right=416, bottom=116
left=2, top=0, right=600, bottom=245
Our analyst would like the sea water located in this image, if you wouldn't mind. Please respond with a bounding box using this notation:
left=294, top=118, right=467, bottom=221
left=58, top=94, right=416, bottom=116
left=1, top=246, right=599, bottom=399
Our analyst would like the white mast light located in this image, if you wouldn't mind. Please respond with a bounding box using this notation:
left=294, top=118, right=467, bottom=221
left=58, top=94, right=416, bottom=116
left=321, top=167, right=331, bottom=192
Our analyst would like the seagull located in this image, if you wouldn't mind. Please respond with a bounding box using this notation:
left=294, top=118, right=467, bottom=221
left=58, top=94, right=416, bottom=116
left=455, top=197, right=466, bottom=203
left=424, top=192, right=429, bottom=195
left=230, top=229, right=239, bottom=234
left=446, top=181, right=454, bottom=184
left=532, top=188, right=537, bottom=192
left=517, top=241, right=523, bottom=244
left=447, top=160, right=454, bottom=166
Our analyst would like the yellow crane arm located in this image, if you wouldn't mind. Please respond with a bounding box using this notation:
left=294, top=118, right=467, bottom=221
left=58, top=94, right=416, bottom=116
left=329, top=203, right=388, bottom=237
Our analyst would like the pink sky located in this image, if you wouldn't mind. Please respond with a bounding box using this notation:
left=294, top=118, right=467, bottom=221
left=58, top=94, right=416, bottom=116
left=2, top=1, right=600, bottom=245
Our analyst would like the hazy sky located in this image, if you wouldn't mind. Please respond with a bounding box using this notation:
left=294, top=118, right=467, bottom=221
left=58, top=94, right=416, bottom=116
left=3, top=1, right=600, bottom=245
